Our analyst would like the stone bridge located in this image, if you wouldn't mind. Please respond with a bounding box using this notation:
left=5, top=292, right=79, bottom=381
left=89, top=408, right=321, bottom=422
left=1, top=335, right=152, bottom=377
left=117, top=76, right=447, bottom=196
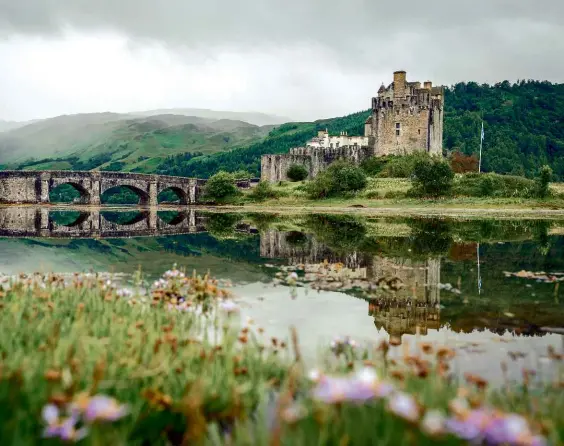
left=0, top=207, right=208, bottom=238
left=0, top=170, right=208, bottom=205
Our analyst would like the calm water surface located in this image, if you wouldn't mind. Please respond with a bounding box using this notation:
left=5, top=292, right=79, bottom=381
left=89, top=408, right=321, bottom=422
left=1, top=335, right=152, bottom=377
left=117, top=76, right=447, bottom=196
left=1, top=206, right=563, bottom=383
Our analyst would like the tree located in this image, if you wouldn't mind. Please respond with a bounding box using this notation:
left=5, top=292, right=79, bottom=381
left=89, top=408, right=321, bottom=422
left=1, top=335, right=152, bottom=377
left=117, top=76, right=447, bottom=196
left=306, top=160, right=367, bottom=198
left=535, top=165, right=553, bottom=198
left=410, top=157, right=454, bottom=197
left=202, top=171, right=240, bottom=203
left=286, top=164, right=309, bottom=182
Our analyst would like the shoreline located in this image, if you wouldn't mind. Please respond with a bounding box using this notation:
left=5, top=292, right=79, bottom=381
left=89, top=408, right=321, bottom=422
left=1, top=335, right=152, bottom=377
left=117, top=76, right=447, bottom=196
left=4, top=203, right=564, bottom=219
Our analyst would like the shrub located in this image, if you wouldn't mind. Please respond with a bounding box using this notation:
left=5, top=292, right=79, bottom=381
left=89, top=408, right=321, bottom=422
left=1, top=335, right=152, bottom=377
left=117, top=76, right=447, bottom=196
left=286, top=164, right=309, bottom=182
left=306, top=161, right=367, bottom=199
left=535, top=165, right=553, bottom=198
left=453, top=173, right=536, bottom=198
left=409, top=157, right=454, bottom=197
left=248, top=181, right=278, bottom=201
left=378, top=153, right=429, bottom=178
left=203, top=171, right=240, bottom=203
left=360, top=157, right=388, bottom=176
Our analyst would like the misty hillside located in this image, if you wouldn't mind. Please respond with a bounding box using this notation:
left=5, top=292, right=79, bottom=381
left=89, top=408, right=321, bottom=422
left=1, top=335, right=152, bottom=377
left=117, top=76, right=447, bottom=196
left=130, top=108, right=291, bottom=126
left=0, top=112, right=275, bottom=171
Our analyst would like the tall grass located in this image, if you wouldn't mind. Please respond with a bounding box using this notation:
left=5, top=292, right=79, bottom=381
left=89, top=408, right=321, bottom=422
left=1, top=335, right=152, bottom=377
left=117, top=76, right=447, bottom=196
left=0, top=269, right=562, bottom=445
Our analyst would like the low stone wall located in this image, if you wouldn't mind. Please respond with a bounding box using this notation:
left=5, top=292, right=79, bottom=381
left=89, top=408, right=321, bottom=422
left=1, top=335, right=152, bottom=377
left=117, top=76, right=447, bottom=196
left=260, top=154, right=313, bottom=182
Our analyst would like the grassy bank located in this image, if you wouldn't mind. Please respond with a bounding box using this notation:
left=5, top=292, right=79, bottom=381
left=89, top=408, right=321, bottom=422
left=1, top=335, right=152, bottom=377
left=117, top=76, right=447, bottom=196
left=0, top=268, right=562, bottom=445
left=237, top=178, right=564, bottom=212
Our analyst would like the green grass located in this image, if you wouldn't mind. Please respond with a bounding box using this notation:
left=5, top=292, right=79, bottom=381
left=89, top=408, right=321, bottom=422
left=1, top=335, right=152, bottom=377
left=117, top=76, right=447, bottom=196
left=237, top=179, right=564, bottom=212
left=0, top=267, right=562, bottom=445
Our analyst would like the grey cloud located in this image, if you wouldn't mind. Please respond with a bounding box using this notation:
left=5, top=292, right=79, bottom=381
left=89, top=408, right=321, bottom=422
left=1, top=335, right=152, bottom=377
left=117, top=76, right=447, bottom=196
left=1, top=1, right=563, bottom=68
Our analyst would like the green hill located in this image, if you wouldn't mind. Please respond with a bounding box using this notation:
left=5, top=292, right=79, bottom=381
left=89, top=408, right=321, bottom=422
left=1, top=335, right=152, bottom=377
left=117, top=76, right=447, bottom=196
left=157, top=80, right=564, bottom=179
left=0, top=113, right=273, bottom=172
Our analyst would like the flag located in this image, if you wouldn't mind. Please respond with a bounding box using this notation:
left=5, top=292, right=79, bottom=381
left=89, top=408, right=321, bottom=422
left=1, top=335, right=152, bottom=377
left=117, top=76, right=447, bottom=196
left=481, top=122, right=485, bottom=142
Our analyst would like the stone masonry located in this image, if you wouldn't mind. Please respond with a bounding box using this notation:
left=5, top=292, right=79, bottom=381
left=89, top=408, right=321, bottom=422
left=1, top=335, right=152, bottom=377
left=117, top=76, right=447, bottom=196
left=0, top=170, right=207, bottom=205
left=365, top=70, right=445, bottom=156
left=261, top=70, right=444, bottom=182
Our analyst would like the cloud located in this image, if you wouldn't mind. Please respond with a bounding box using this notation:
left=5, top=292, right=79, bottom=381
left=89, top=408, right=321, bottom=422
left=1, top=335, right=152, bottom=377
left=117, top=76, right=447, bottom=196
left=0, top=0, right=563, bottom=121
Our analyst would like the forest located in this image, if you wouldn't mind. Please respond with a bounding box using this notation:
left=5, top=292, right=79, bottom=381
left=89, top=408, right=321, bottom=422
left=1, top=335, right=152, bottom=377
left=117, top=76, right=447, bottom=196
left=154, top=80, right=564, bottom=180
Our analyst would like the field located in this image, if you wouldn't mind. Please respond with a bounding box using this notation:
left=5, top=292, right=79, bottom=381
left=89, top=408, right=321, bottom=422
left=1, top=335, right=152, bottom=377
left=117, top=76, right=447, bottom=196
left=0, top=267, right=562, bottom=445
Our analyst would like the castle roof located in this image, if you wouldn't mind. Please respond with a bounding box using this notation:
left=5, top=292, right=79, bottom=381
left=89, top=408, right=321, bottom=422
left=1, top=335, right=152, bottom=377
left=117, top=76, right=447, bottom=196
left=378, top=83, right=386, bottom=93
left=365, top=116, right=372, bottom=124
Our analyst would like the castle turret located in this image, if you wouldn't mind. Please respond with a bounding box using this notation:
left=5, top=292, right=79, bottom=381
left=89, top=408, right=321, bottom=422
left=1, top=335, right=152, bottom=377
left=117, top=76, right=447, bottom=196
left=393, top=70, right=407, bottom=99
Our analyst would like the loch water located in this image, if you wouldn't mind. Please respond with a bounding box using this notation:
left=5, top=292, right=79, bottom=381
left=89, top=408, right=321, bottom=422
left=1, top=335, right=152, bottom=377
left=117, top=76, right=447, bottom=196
left=1, top=206, right=563, bottom=383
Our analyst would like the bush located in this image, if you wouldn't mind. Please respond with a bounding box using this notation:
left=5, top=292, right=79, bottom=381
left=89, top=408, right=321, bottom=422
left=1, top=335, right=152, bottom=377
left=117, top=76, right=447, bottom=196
left=535, top=165, right=553, bottom=198
left=453, top=173, right=536, bottom=198
left=248, top=181, right=278, bottom=201
left=409, top=157, right=454, bottom=197
left=378, top=153, right=429, bottom=178
left=286, top=164, right=309, bottom=182
left=360, top=157, right=388, bottom=176
left=203, top=171, right=240, bottom=203
left=306, top=161, right=367, bottom=199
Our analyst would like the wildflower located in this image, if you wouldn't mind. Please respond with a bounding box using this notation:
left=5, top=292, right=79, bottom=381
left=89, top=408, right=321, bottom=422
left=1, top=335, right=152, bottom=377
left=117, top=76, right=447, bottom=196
left=445, top=417, right=483, bottom=441
left=116, top=288, right=133, bottom=298
left=308, top=368, right=322, bottom=382
left=280, top=402, right=307, bottom=424
left=42, top=405, right=88, bottom=442
left=83, top=395, right=129, bottom=423
left=387, top=392, right=420, bottom=423
left=354, top=367, right=378, bottom=386
left=43, top=415, right=89, bottom=442
left=421, top=410, right=446, bottom=436
left=220, top=300, right=240, bottom=315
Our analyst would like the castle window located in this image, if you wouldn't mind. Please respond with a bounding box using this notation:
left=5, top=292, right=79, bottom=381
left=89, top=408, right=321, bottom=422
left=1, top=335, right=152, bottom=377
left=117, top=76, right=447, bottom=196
left=395, top=123, right=400, bottom=136
left=418, top=129, right=421, bottom=135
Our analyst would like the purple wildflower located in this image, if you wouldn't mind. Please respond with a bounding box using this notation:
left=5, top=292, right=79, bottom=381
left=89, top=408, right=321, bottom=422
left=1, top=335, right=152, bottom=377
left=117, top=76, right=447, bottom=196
left=219, top=300, right=240, bottom=315
left=42, top=414, right=88, bottom=442
left=482, top=414, right=532, bottom=445
left=84, top=395, right=129, bottom=423
left=445, top=417, right=484, bottom=441
left=41, top=404, right=59, bottom=425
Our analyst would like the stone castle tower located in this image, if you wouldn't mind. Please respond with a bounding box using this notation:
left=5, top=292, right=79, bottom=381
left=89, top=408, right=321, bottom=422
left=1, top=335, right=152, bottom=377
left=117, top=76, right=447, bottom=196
left=364, top=71, right=445, bottom=156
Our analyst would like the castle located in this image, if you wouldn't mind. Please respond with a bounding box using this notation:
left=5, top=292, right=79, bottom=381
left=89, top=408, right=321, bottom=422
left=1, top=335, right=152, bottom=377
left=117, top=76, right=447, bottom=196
left=261, top=70, right=445, bottom=182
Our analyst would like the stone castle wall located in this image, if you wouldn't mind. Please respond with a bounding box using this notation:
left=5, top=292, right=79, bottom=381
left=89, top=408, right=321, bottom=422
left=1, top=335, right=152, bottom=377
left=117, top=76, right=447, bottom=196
left=261, top=145, right=372, bottom=182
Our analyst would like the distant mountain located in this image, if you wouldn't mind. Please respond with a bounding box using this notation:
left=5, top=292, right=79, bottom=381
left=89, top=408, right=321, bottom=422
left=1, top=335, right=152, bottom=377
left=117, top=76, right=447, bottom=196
left=0, top=119, right=38, bottom=133
left=0, top=111, right=272, bottom=172
left=130, top=108, right=291, bottom=126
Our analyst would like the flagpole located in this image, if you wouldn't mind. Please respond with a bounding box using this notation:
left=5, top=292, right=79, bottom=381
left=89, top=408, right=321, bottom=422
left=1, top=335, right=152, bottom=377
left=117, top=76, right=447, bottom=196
left=477, top=242, right=482, bottom=295
left=478, top=121, right=484, bottom=173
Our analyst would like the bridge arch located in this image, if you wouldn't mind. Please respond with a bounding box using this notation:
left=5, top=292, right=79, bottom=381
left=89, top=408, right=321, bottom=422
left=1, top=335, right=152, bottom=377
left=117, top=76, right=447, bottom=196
left=49, top=182, right=91, bottom=204
left=100, top=185, right=150, bottom=205
left=157, top=186, right=188, bottom=205
left=101, top=210, right=149, bottom=226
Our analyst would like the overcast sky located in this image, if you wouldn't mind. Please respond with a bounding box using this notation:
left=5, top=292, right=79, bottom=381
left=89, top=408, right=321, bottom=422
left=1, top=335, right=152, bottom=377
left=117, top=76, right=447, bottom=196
left=0, top=0, right=563, bottom=122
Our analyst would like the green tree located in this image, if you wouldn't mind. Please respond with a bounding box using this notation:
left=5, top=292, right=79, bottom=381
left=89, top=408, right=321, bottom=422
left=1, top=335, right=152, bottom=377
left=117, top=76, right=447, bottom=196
left=286, top=164, right=309, bottom=182
left=410, top=157, right=454, bottom=197
left=202, top=171, right=240, bottom=203
left=306, top=160, right=367, bottom=199
left=535, top=165, right=553, bottom=198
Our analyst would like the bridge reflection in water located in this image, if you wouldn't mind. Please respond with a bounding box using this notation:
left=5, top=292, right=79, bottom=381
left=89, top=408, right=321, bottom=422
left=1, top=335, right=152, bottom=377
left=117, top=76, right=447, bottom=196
left=0, top=207, right=209, bottom=238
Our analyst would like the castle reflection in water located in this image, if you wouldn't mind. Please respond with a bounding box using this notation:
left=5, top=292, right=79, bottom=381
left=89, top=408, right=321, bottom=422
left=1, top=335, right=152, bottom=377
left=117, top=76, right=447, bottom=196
left=1, top=207, right=559, bottom=342
left=260, top=229, right=442, bottom=341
